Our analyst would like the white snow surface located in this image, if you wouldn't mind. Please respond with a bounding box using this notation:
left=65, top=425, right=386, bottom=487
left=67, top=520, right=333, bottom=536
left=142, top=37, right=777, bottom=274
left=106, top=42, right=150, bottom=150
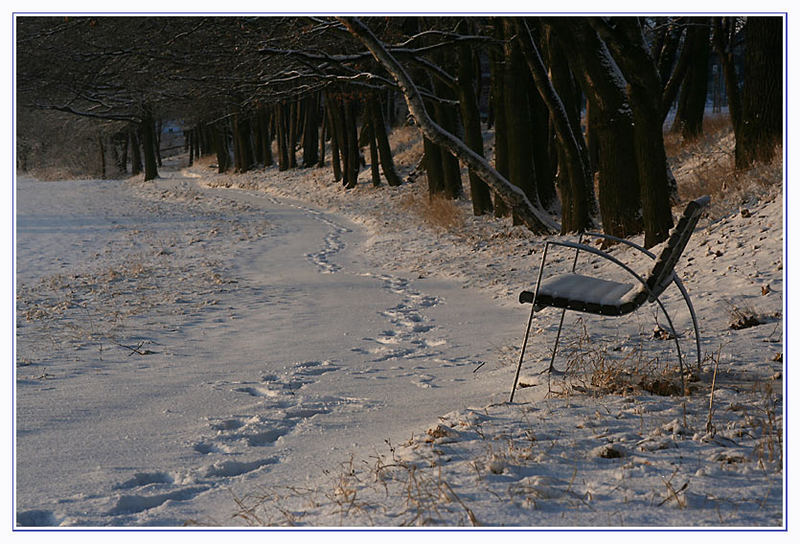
left=15, top=155, right=784, bottom=529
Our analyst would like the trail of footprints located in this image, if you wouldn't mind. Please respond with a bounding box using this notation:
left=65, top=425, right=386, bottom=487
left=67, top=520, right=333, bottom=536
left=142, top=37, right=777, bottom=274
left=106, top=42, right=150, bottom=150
left=238, top=189, right=351, bottom=274
left=303, top=210, right=350, bottom=274
left=99, top=360, right=377, bottom=522
left=73, top=196, right=448, bottom=523
left=353, top=274, right=459, bottom=388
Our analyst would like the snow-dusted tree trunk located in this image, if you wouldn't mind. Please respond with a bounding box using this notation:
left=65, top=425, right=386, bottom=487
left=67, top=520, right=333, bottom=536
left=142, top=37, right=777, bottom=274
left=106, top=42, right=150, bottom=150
left=589, top=17, right=674, bottom=248
left=513, top=18, right=595, bottom=234
left=547, top=18, right=642, bottom=239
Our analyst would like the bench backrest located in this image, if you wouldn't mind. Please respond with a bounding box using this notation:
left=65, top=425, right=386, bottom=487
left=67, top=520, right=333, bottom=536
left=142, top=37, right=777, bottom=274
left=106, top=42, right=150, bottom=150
left=644, top=195, right=710, bottom=302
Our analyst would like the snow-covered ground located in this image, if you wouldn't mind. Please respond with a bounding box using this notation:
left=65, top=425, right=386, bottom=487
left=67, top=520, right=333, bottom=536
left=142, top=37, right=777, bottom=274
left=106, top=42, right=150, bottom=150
left=14, top=146, right=784, bottom=528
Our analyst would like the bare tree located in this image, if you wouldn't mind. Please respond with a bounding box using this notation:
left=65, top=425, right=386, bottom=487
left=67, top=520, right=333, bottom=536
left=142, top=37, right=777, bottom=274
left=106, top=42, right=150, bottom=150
left=338, top=16, right=559, bottom=234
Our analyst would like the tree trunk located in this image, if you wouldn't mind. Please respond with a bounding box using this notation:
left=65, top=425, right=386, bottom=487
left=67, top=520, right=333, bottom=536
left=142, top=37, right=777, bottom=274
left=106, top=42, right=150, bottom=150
left=590, top=17, right=674, bottom=247
left=288, top=100, right=298, bottom=168
left=154, top=119, right=163, bottom=168
left=489, top=24, right=509, bottom=217
left=423, top=136, right=445, bottom=198
left=275, top=103, right=290, bottom=171
left=326, top=94, right=343, bottom=182
left=112, top=131, right=128, bottom=176
left=192, top=127, right=200, bottom=165
left=318, top=107, right=326, bottom=168
left=368, top=94, right=402, bottom=186
left=236, top=114, right=254, bottom=173
left=527, top=68, right=557, bottom=210
left=503, top=19, right=539, bottom=217
left=97, top=135, right=106, bottom=179
left=672, top=18, right=711, bottom=140
left=325, top=99, right=342, bottom=182
left=302, top=94, right=320, bottom=167
left=514, top=18, right=594, bottom=233
left=129, top=127, right=142, bottom=176
left=261, top=109, right=273, bottom=167
left=199, top=125, right=210, bottom=157
left=343, top=96, right=360, bottom=188
left=660, top=24, right=692, bottom=120
left=655, top=19, right=685, bottom=86
left=366, top=118, right=381, bottom=186
left=212, top=123, right=230, bottom=174
left=549, top=18, right=642, bottom=239
left=456, top=38, right=493, bottom=215
left=737, top=16, right=782, bottom=168
left=140, top=109, right=159, bottom=181
left=187, top=129, right=195, bottom=166
left=431, top=77, right=462, bottom=200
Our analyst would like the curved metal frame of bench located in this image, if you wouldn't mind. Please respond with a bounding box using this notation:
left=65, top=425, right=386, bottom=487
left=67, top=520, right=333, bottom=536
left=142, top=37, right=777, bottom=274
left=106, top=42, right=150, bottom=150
left=509, top=232, right=701, bottom=403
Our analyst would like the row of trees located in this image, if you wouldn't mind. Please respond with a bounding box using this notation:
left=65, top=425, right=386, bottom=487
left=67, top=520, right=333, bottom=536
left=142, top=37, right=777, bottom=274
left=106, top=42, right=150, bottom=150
left=16, top=16, right=783, bottom=247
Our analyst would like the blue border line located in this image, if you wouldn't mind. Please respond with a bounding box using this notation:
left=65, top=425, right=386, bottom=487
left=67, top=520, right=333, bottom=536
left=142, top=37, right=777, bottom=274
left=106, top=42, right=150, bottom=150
left=11, top=11, right=16, bottom=535
left=783, top=11, right=789, bottom=533
left=10, top=11, right=790, bottom=533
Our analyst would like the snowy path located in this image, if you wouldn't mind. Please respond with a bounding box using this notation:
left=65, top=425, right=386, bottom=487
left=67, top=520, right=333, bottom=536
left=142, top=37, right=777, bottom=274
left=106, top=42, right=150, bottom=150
left=15, top=168, right=524, bottom=526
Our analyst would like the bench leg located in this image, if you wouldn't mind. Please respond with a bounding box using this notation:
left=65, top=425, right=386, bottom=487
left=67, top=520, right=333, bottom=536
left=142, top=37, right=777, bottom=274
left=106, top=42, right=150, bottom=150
left=547, top=308, right=567, bottom=373
left=509, top=244, right=550, bottom=403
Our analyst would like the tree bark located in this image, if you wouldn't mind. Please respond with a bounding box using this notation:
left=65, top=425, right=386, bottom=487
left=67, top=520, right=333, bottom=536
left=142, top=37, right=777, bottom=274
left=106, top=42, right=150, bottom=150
left=737, top=16, right=782, bottom=168
left=368, top=95, right=402, bottom=186
left=712, top=17, right=743, bottom=133
left=456, top=38, right=493, bottom=215
left=112, top=131, right=128, bottom=176
left=325, top=94, right=343, bottom=182
left=302, top=94, right=320, bottom=167
left=97, top=135, right=106, bottom=179
left=590, top=17, right=674, bottom=247
left=423, top=136, right=445, bottom=198
left=513, top=18, right=594, bottom=234
left=154, top=119, right=163, bottom=168
left=503, top=20, right=538, bottom=218
left=275, top=103, right=290, bottom=171
left=431, top=75, right=462, bottom=200
left=140, top=109, right=159, bottom=181
left=671, top=18, right=711, bottom=140
left=366, top=117, right=381, bottom=186
left=129, top=127, right=142, bottom=176
left=489, top=23, right=509, bottom=217
left=212, top=122, right=230, bottom=174
left=187, top=128, right=195, bottom=166
left=342, top=96, right=360, bottom=188
left=288, top=99, right=298, bottom=168
left=525, top=22, right=557, bottom=211
left=548, top=18, right=642, bottom=239
left=261, top=109, right=273, bottom=167
left=318, top=107, right=326, bottom=168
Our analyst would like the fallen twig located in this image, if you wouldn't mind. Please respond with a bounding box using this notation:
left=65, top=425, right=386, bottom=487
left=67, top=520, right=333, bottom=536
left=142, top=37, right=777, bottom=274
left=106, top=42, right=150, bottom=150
left=115, top=340, right=155, bottom=356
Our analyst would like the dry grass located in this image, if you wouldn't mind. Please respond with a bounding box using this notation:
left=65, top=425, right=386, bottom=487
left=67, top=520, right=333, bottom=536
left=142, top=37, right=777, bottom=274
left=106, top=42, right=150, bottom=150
left=663, top=114, right=734, bottom=159
left=399, top=190, right=466, bottom=232
left=24, top=166, right=95, bottom=182
left=230, top=438, right=480, bottom=527
left=388, top=125, right=424, bottom=171
left=750, top=379, right=783, bottom=469
left=666, top=114, right=782, bottom=212
left=551, top=319, right=695, bottom=398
